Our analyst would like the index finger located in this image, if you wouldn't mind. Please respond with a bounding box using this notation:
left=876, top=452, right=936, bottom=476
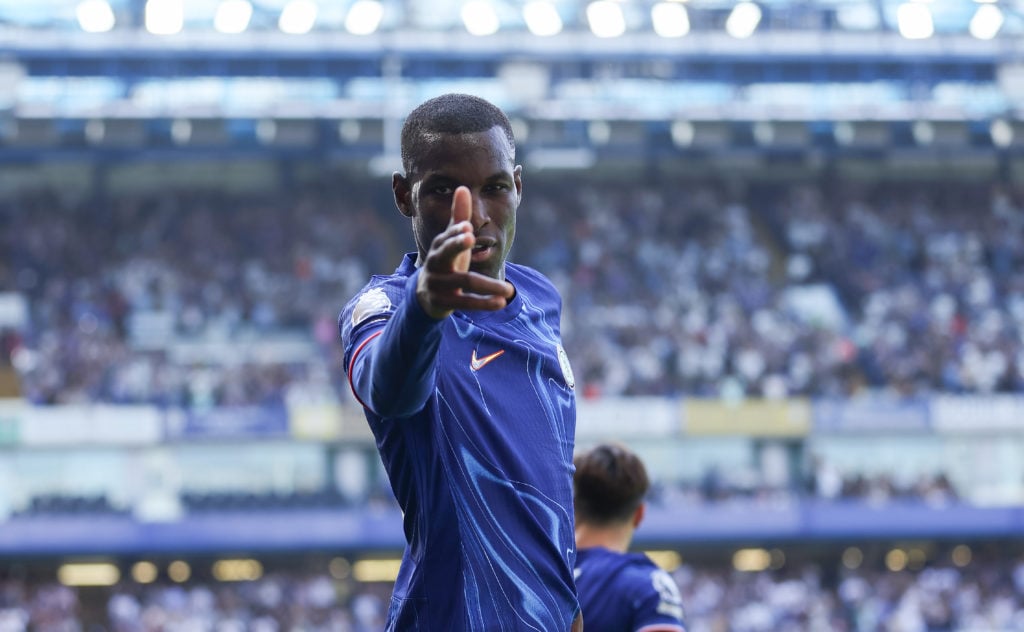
left=450, top=185, right=471, bottom=226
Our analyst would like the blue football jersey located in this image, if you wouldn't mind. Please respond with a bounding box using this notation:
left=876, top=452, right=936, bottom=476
left=574, top=548, right=687, bottom=632
left=341, top=254, right=579, bottom=631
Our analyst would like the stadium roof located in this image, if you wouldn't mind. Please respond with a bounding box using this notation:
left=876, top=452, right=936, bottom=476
left=0, top=0, right=1020, bottom=41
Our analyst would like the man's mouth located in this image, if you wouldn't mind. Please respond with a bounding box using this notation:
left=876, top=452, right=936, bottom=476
left=471, top=239, right=497, bottom=263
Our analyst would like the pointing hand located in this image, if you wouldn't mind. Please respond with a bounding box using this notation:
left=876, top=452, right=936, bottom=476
left=416, top=186, right=514, bottom=320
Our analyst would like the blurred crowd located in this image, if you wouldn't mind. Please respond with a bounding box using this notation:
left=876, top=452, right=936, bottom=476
left=676, top=551, right=1024, bottom=632
left=0, top=572, right=390, bottom=632
left=804, top=458, right=959, bottom=506
left=1, top=177, right=1022, bottom=403
left=652, top=462, right=959, bottom=507
left=772, top=182, right=1024, bottom=396
left=0, top=185, right=400, bottom=406
left=1, top=551, right=1022, bottom=631
left=519, top=181, right=855, bottom=398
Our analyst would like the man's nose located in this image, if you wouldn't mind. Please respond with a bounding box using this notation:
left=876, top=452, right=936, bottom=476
left=470, top=194, right=489, bottom=228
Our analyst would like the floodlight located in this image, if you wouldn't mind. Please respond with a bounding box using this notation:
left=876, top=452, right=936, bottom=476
left=726, top=2, right=762, bottom=39
left=523, top=1, right=563, bottom=37
left=733, top=549, right=771, bottom=572
left=842, top=547, right=864, bottom=569
left=76, top=0, right=116, bottom=33
left=212, top=559, right=264, bottom=582
left=131, top=562, right=158, bottom=584
left=951, top=545, right=972, bottom=567
left=644, top=551, right=682, bottom=572
left=329, top=557, right=351, bottom=579
left=969, top=4, right=1003, bottom=39
left=145, top=0, right=183, bottom=35
left=214, top=0, right=253, bottom=34
left=886, top=549, right=908, bottom=572
left=353, top=559, right=403, bottom=582
left=168, top=561, right=191, bottom=583
left=58, top=563, right=120, bottom=587
left=897, top=3, right=933, bottom=39
left=462, top=1, right=500, bottom=36
left=346, top=0, right=384, bottom=35
left=652, top=2, right=689, bottom=37
left=280, top=0, right=318, bottom=34
left=587, top=1, right=626, bottom=38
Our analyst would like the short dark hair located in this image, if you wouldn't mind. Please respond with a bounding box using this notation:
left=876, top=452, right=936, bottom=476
left=400, top=93, right=516, bottom=175
left=573, top=443, right=650, bottom=527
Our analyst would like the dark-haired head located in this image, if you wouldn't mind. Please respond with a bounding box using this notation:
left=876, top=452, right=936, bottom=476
left=400, top=93, right=516, bottom=176
left=573, top=443, right=650, bottom=527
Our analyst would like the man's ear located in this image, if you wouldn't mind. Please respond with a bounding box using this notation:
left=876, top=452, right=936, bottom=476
left=513, top=164, right=523, bottom=203
left=393, top=172, right=413, bottom=217
left=632, top=503, right=646, bottom=529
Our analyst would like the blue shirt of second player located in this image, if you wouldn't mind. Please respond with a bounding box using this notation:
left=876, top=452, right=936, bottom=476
left=575, top=547, right=687, bottom=632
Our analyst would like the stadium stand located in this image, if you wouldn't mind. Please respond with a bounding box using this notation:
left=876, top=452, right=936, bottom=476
left=4, top=179, right=1023, bottom=404
left=1, top=176, right=1021, bottom=544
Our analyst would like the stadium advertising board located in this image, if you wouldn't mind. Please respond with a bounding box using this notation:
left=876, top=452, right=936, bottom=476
left=932, top=395, right=1024, bottom=432
left=288, top=402, right=345, bottom=440
left=4, top=501, right=1020, bottom=555
left=576, top=397, right=678, bottom=439
left=681, top=399, right=811, bottom=437
left=812, top=397, right=930, bottom=433
left=0, top=509, right=408, bottom=555
left=19, top=405, right=161, bottom=446
left=164, top=404, right=289, bottom=440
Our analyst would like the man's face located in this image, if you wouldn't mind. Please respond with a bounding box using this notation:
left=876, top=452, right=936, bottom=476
left=393, top=126, right=522, bottom=282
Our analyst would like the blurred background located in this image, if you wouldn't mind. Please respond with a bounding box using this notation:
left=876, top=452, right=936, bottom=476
left=0, top=0, right=1023, bottom=630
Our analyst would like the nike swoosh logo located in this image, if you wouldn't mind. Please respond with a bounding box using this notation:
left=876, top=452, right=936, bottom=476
left=471, top=349, right=505, bottom=371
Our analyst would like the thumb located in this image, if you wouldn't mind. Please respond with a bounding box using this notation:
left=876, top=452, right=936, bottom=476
left=450, top=186, right=472, bottom=226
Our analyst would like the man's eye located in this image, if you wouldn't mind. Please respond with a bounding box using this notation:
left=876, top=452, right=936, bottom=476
left=432, top=186, right=454, bottom=195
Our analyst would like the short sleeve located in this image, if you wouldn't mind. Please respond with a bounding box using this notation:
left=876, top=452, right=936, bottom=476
left=631, top=568, right=687, bottom=632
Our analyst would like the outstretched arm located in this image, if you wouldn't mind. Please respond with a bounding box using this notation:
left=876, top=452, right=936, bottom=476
left=347, top=187, right=514, bottom=418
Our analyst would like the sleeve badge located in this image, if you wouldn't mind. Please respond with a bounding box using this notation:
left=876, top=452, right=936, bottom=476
left=351, top=287, right=393, bottom=327
left=556, top=344, right=575, bottom=390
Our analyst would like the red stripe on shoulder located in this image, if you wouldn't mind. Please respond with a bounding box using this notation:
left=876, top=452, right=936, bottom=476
left=347, top=329, right=384, bottom=412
